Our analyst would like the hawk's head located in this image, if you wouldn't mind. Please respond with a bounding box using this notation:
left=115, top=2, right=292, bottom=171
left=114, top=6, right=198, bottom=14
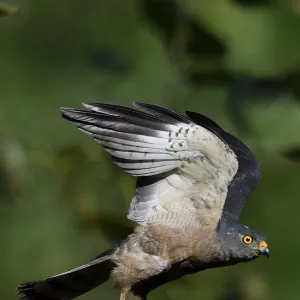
left=220, top=223, right=269, bottom=262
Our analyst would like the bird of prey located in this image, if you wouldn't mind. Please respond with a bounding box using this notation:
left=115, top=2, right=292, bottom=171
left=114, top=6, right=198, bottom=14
left=18, top=102, right=269, bottom=300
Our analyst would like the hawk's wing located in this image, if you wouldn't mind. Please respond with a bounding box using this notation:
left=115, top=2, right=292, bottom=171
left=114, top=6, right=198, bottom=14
left=61, top=102, right=260, bottom=229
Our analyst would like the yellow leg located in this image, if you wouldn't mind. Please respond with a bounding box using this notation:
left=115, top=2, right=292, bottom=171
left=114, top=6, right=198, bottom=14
left=120, top=292, right=126, bottom=300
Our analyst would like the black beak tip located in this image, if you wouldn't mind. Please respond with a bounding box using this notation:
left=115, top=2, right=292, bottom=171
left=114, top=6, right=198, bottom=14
left=261, top=248, right=270, bottom=258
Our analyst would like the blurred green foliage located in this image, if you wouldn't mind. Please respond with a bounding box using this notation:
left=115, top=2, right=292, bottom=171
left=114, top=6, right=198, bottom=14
left=1, top=0, right=300, bottom=300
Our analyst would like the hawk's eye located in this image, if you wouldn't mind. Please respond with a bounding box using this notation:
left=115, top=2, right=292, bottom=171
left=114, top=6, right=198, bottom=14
left=243, top=235, right=253, bottom=244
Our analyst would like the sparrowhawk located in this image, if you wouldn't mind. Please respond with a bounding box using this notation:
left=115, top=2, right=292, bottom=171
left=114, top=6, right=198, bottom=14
left=18, top=102, right=269, bottom=300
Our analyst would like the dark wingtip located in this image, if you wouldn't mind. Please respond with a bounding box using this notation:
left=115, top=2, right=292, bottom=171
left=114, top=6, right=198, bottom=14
left=17, top=281, right=39, bottom=300
left=60, top=107, right=85, bottom=123
left=17, top=280, right=55, bottom=300
left=60, top=107, right=74, bottom=114
left=60, top=107, right=73, bottom=118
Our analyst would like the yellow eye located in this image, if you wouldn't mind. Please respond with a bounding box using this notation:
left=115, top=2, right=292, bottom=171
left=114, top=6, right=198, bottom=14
left=243, top=235, right=253, bottom=244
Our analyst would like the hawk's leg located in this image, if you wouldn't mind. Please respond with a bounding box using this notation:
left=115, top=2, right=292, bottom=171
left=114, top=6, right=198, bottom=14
left=120, top=291, right=126, bottom=300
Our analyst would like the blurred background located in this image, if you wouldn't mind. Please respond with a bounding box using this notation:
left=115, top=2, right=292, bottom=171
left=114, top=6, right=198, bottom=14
left=1, top=0, right=300, bottom=299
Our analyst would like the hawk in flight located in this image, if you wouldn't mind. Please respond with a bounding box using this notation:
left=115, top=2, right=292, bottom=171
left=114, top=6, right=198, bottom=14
left=18, top=102, right=269, bottom=300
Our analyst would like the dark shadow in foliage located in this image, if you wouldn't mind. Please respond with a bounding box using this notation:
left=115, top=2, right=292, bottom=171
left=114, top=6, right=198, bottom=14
left=227, top=74, right=295, bottom=134
left=217, top=282, right=244, bottom=300
left=142, top=0, right=225, bottom=58
left=229, top=75, right=294, bottom=103
left=232, top=0, right=271, bottom=6
left=190, top=71, right=296, bottom=97
left=86, top=49, right=131, bottom=75
left=216, top=279, right=246, bottom=300
left=0, top=3, right=20, bottom=17
left=142, top=0, right=180, bottom=45
left=0, top=163, right=10, bottom=199
left=285, top=69, right=300, bottom=102
left=281, top=146, right=300, bottom=163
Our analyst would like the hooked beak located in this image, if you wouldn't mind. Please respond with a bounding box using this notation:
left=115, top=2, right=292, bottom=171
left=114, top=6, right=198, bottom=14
left=259, top=241, right=270, bottom=258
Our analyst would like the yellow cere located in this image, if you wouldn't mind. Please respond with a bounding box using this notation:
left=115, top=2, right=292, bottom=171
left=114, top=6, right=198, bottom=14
left=259, top=241, right=268, bottom=248
left=243, top=235, right=253, bottom=244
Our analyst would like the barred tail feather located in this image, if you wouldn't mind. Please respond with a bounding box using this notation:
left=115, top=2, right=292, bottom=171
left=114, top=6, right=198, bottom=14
left=18, top=255, right=116, bottom=300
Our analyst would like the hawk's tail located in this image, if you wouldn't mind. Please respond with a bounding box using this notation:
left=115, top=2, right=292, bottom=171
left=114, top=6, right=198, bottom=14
left=17, top=251, right=116, bottom=300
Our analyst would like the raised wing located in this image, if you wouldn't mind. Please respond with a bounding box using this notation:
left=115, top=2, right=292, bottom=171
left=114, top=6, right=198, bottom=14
left=61, top=102, right=258, bottom=229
